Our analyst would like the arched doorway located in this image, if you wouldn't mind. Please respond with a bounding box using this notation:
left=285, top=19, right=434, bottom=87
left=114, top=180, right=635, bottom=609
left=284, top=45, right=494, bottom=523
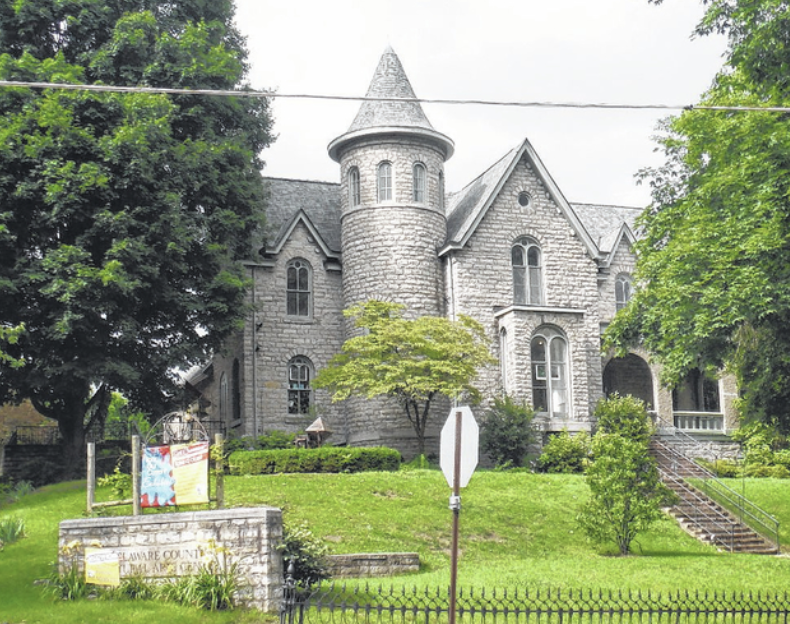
left=603, top=354, right=654, bottom=410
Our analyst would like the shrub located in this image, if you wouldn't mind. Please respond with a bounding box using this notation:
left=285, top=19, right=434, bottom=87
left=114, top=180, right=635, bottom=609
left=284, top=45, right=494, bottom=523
left=228, top=446, right=400, bottom=475
left=97, top=464, right=132, bottom=499
left=594, top=394, right=653, bottom=443
left=46, top=565, right=90, bottom=601
left=538, top=429, right=591, bottom=473
left=280, top=521, right=331, bottom=589
left=225, top=430, right=297, bottom=454
left=0, top=517, right=25, bottom=549
left=480, top=396, right=536, bottom=468
left=697, top=458, right=740, bottom=478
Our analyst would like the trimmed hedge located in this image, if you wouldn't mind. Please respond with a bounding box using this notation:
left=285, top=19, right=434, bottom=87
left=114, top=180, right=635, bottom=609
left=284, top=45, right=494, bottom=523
left=228, top=446, right=401, bottom=475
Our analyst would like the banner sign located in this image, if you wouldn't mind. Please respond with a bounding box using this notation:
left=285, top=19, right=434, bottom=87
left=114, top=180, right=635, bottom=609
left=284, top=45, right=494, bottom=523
left=141, top=442, right=209, bottom=508
left=171, top=441, right=210, bottom=505
left=84, top=547, right=121, bottom=586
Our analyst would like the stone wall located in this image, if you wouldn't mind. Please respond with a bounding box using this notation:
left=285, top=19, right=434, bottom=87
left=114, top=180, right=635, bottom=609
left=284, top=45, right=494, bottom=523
left=58, top=507, right=283, bottom=612
left=326, top=552, right=420, bottom=578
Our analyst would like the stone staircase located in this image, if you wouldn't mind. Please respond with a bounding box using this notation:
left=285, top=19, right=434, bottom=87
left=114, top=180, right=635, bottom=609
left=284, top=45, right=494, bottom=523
left=650, top=438, right=779, bottom=554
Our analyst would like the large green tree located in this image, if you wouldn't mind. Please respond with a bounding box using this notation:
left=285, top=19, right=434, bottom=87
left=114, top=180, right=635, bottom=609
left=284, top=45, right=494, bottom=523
left=312, top=300, right=496, bottom=456
left=606, top=0, right=790, bottom=431
left=0, top=0, right=272, bottom=474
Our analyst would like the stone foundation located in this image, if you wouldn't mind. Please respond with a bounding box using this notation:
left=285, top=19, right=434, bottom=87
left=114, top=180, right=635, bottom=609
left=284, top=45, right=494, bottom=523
left=58, top=507, right=282, bottom=612
left=326, top=552, right=420, bottom=578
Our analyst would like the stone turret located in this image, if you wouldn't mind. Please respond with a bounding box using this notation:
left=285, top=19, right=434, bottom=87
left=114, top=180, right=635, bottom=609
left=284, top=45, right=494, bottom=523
left=328, top=47, right=454, bottom=319
left=327, top=48, right=454, bottom=456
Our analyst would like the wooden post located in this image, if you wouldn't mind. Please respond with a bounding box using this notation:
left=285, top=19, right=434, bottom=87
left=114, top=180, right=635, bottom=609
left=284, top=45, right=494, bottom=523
left=215, top=433, right=225, bottom=509
left=86, top=442, right=95, bottom=515
left=132, top=435, right=141, bottom=516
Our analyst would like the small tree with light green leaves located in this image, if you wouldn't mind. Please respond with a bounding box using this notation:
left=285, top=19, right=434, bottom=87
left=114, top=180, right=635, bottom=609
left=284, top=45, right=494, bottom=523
left=313, top=300, right=495, bottom=456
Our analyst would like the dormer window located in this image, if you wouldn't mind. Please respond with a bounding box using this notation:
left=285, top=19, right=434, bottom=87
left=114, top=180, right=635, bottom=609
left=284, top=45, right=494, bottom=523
left=377, top=162, right=393, bottom=202
left=615, top=273, right=632, bottom=311
left=413, top=163, right=426, bottom=203
left=348, top=166, right=360, bottom=207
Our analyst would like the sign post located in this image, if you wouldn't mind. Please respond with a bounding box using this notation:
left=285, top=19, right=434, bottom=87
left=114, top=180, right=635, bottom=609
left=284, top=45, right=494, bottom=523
left=440, top=406, right=479, bottom=624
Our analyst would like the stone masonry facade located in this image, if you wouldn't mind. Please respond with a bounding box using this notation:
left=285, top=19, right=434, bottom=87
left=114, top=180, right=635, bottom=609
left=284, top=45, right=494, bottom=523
left=191, top=47, right=740, bottom=458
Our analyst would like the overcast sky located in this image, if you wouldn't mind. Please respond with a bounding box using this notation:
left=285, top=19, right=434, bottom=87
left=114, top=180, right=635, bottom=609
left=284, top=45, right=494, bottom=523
left=233, top=0, right=727, bottom=207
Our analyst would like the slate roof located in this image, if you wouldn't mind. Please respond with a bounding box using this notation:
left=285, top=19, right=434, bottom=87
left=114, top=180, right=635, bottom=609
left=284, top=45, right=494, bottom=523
left=571, top=203, right=642, bottom=256
left=259, top=177, right=341, bottom=256
left=348, top=46, right=435, bottom=133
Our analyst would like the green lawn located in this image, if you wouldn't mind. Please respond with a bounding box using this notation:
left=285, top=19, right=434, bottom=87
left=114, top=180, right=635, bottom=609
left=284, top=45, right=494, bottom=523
left=2, top=470, right=790, bottom=624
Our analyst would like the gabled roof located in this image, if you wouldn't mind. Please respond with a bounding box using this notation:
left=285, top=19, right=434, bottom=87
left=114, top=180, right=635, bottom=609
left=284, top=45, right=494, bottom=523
left=571, top=203, right=641, bottom=266
left=441, top=138, right=601, bottom=259
left=328, top=47, right=454, bottom=162
left=259, top=178, right=341, bottom=258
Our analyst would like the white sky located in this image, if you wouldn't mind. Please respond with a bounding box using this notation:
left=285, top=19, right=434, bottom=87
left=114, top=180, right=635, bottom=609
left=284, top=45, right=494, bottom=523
left=233, top=0, right=727, bottom=207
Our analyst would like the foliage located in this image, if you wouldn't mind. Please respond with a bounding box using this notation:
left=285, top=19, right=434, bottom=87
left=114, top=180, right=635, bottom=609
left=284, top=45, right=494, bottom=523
left=313, top=300, right=496, bottom=455
left=228, top=446, right=401, bottom=476
left=97, top=463, right=132, bottom=499
left=696, top=458, right=740, bottom=478
left=480, top=395, right=536, bottom=468
left=224, top=430, right=297, bottom=454
left=0, top=516, right=25, bottom=549
left=105, top=392, right=151, bottom=438
left=538, top=429, right=591, bottom=473
left=46, top=564, right=90, bottom=601
left=159, top=541, right=240, bottom=611
left=0, top=0, right=272, bottom=476
left=0, top=479, right=33, bottom=507
left=594, top=394, right=654, bottom=443
left=0, top=323, right=24, bottom=368
left=279, top=521, right=331, bottom=589
left=578, top=433, right=675, bottom=555
left=606, top=1, right=790, bottom=432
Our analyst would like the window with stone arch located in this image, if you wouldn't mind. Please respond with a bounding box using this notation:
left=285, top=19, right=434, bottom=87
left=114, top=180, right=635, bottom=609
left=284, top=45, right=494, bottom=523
left=286, top=258, right=311, bottom=317
left=287, top=356, right=313, bottom=415
left=512, top=236, right=543, bottom=305
left=348, top=166, right=360, bottom=207
left=412, top=162, right=426, bottom=203
left=615, top=273, right=632, bottom=311
left=499, top=327, right=509, bottom=394
left=377, top=161, right=393, bottom=202
left=219, top=371, right=229, bottom=421
left=531, top=326, right=570, bottom=418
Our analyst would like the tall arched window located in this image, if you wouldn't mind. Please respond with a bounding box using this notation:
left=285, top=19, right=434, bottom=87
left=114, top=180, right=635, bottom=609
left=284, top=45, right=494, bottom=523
left=615, top=273, right=632, bottom=311
left=412, top=163, right=426, bottom=203
left=377, top=162, right=392, bottom=202
left=286, top=259, right=311, bottom=317
left=512, top=237, right=542, bottom=305
left=499, top=328, right=509, bottom=394
left=288, top=356, right=313, bottom=415
left=232, top=358, right=241, bottom=422
left=348, top=166, right=360, bottom=207
left=438, top=171, right=445, bottom=211
left=219, top=372, right=229, bottom=421
left=531, top=326, right=569, bottom=417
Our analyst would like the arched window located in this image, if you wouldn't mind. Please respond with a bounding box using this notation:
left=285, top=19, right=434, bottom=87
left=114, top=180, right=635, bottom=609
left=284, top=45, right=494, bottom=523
left=438, top=171, right=445, bottom=211
left=499, top=328, right=508, bottom=394
left=219, top=372, right=229, bottom=421
left=232, top=358, right=241, bottom=422
left=412, top=163, right=426, bottom=203
left=288, top=356, right=313, bottom=415
left=348, top=166, right=360, bottom=207
left=531, top=326, right=569, bottom=417
left=615, top=273, right=632, bottom=311
left=286, top=259, right=311, bottom=317
left=377, top=162, right=393, bottom=202
left=512, top=237, right=542, bottom=305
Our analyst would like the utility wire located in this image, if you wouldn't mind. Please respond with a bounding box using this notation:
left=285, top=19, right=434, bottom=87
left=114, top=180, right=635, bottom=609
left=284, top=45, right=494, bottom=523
left=1, top=79, right=790, bottom=113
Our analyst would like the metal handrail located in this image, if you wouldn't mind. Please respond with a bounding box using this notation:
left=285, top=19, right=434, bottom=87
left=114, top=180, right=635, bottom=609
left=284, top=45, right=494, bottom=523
left=652, top=420, right=780, bottom=551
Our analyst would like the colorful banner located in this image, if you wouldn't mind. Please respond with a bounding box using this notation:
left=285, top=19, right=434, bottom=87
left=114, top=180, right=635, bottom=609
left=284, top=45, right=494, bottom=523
left=141, top=445, right=176, bottom=507
left=171, top=441, right=210, bottom=505
left=84, top=548, right=120, bottom=587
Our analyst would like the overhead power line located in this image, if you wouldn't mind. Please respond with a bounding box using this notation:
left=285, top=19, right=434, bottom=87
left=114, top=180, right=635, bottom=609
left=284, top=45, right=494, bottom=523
left=1, top=79, right=790, bottom=113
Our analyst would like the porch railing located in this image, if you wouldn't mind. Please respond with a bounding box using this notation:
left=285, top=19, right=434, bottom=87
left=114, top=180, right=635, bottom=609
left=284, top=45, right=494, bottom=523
left=673, top=411, right=724, bottom=432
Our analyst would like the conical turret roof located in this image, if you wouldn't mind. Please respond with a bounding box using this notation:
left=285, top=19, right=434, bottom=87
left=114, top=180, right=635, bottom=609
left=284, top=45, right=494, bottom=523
left=328, top=47, right=454, bottom=162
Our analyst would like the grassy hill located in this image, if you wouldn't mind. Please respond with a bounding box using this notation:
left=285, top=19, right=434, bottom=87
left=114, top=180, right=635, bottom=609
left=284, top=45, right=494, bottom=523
left=1, top=469, right=789, bottom=623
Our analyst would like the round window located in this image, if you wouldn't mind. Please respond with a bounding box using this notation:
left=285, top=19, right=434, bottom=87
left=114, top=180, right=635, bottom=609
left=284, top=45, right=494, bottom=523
left=518, top=191, right=531, bottom=207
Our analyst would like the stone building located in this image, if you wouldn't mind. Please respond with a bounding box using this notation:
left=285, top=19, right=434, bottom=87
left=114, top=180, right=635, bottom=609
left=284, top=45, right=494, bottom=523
left=190, top=48, right=737, bottom=458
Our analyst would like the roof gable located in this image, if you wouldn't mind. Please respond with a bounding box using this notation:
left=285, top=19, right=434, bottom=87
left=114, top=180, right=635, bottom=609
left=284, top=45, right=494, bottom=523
left=442, top=138, right=600, bottom=259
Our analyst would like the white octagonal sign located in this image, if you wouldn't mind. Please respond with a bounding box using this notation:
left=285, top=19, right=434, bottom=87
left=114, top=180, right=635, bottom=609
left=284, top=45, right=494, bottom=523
left=440, top=406, right=479, bottom=489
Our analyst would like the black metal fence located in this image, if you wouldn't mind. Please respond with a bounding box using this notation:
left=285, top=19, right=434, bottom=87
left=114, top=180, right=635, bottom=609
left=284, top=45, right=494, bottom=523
left=281, top=584, right=790, bottom=624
